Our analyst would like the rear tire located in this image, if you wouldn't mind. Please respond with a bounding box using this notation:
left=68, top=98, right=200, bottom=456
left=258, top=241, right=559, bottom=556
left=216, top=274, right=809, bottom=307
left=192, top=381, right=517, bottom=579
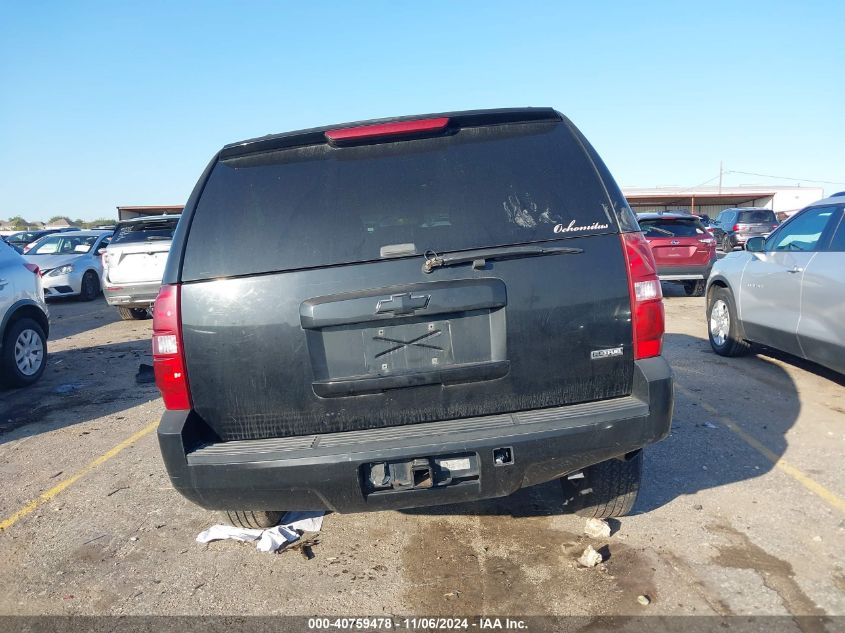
left=1, top=318, right=47, bottom=387
left=562, top=450, right=643, bottom=519
left=223, top=510, right=285, bottom=529
left=79, top=271, right=100, bottom=301
left=117, top=306, right=150, bottom=320
left=707, top=286, right=751, bottom=357
left=683, top=280, right=706, bottom=297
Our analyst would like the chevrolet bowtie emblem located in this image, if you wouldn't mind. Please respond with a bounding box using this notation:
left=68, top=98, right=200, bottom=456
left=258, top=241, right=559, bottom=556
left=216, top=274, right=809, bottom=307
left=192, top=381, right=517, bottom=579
left=375, top=293, right=431, bottom=316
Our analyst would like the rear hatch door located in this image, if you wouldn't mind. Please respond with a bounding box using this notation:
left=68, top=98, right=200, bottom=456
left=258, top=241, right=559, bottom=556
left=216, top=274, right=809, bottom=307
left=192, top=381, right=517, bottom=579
left=737, top=210, right=778, bottom=236
left=179, top=116, right=635, bottom=441
left=641, top=217, right=713, bottom=267
left=106, top=217, right=179, bottom=284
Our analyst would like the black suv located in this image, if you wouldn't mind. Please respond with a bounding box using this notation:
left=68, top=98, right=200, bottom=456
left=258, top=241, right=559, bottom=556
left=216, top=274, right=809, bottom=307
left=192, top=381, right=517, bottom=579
left=710, top=207, right=779, bottom=252
left=154, top=108, right=673, bottom=528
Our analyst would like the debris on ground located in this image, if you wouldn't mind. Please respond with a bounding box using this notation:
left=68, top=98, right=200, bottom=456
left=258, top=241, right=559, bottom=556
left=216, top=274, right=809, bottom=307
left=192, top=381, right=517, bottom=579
left=584, top=517, right=612, bottom=539
left=577, top=545, right=603, bottom=567
left=703, top=422, right=718, bottom=429
left=195, top=511, right=324, bottom=553
left=637, top=594, right=651, bottom=606
left=135, top=363, right=155, bottom=384
left=286, top=533, right=321, bottom=560
left=53, top=383, right=83, bottom=395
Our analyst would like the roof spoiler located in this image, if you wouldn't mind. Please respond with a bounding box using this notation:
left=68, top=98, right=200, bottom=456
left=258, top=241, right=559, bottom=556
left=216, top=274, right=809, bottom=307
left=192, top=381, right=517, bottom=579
left=219, top=108, right=561, bottom=159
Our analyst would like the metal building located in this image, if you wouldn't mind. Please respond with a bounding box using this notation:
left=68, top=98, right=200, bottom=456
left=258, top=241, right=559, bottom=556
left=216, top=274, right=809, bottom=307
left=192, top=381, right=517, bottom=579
left=116, top=205, right=184, bottom=221
left=622, top=185, right=823, bottom=220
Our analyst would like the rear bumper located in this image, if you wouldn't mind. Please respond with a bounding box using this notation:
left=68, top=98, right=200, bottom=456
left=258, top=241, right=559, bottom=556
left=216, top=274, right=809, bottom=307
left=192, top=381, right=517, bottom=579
left=103, top=281, right=161, bottom=307
left=158, top=357, right=673, bottom=513
left=657, top=262, right=714, bottom=281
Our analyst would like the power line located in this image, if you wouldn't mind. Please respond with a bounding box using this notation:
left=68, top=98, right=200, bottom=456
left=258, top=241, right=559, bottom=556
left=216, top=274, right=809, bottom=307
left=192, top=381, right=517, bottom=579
left=673, top=174, right=722, bottom=194
left=725, top=170, right=845, bottom=186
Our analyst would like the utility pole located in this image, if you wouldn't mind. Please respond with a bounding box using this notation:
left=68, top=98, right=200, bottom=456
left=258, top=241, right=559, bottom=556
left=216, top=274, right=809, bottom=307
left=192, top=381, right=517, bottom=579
left=719, top=161, right=723, bottom=194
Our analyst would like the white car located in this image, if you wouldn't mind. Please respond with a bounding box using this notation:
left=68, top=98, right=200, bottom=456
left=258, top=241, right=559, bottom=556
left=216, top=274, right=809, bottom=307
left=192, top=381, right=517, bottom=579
left=706, top=194, right=845, bottom=374
left=23, top=231, right=113, bottom=301
left=0, top=239, right=49, bottom=387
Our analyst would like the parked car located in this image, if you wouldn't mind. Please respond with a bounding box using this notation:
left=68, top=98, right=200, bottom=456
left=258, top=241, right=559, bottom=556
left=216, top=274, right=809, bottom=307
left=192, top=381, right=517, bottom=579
left=637, top=213, right=717, bottom=296
left=3, top=228, right=81, bottom=254
left=23, top=231, right=112, bottom=301
left=706, top=193, right=845, bottom=374
left=709, top=208, right=779, bottom=252
left=154, top=107, right=673, bottom=528
left=0, top=239, right=49, bottom=387
left=103, top=215, right=181, bottom=320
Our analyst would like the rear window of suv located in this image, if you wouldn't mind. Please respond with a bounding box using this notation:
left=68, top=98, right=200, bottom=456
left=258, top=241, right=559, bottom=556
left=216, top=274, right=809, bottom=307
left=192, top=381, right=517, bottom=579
left=639, top=217, right=707, bottom=238
left=111, top=218, right=179, bottom=245
left=738, top=210, right=776, bottom=223
left=182, top=122, right=615, bottom=280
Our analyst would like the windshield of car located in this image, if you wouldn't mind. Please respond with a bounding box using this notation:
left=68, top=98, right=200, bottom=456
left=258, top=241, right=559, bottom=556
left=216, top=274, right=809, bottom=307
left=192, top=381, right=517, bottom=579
left=738, top=210, right=776, bottom=223
left=639, top=217, right=708, bottom=237
left=29, top=234, right=99, bottom=255
left=8, top=231, right=40, bottom=242
left=110, top=218, right=179, bottom=245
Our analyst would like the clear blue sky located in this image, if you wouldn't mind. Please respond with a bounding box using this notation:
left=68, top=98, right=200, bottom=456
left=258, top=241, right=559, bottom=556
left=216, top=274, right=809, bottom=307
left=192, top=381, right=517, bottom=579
left=1, top=1, right=843, bottom=221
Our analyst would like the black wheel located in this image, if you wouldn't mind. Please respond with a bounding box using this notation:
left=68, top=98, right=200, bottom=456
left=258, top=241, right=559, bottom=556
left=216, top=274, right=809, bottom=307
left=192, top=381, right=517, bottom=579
left=722, top=235, right=733, bottom=252
left=707, top=286, right=751, bottom=357
left=223, top=510, right=285, bottom=529
left=561, top=450, right=643, bottom=519
left=683, top=280, right=706, bottom=297
left=1, top=318, right=47, bottom=387
left=117, top=306, right=150, bottom=320
left=79, top=271, right=100, bottom=301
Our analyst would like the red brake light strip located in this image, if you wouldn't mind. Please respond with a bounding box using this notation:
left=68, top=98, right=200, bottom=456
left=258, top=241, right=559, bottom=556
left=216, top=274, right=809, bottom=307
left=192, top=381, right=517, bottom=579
left=325, top=117, right=449, bottom=142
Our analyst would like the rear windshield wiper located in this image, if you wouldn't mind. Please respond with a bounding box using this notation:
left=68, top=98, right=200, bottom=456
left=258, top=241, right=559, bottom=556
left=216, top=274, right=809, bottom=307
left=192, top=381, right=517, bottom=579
left=423, top=244, right=583, bottom=273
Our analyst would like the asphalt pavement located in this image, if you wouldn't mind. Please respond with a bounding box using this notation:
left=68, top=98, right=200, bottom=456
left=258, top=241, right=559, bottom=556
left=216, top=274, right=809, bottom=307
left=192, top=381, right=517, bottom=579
left=0, top=289, right=843, bottom=624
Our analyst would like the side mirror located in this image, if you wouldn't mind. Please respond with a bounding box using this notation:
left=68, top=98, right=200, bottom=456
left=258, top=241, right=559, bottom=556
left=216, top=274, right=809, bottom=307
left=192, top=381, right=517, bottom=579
left=745, top=236, right=766, bottom=253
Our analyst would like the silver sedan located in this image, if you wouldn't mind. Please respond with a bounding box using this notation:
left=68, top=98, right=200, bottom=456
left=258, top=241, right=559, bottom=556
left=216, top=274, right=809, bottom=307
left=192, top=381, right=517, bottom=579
left=23, top=231, right=112, bottom=301
left=705, top=194, right=845, bottom=374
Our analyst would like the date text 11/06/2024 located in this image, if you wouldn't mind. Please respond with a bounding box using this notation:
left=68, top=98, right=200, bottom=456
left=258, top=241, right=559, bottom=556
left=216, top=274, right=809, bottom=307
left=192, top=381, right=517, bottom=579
left=307, top=617, right=528, bottom=630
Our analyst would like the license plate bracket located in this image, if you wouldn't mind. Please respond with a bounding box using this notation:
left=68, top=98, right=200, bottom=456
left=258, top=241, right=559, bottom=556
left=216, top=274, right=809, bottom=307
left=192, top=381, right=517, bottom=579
left=362, top=320, right=454, bottom=374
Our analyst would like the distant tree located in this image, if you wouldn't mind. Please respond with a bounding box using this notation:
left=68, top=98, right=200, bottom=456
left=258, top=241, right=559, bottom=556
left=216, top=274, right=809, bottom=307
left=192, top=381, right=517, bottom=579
left=83, top=217, right=116, bottom=229
left=47, top=215, right=76, bottom=226
left=8, top=215, right=29, bottom=228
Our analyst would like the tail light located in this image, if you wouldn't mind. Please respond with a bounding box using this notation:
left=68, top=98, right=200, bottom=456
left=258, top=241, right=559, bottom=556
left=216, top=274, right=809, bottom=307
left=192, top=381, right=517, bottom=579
left=732, top=224, right=740, bottom=232
left=23, top=263, right=41, bottom=276
left=23, top=243, right=35, bottom=253
left=621, top=232, right=665, bottom=360
left=152, top=284, right=192, bottom=409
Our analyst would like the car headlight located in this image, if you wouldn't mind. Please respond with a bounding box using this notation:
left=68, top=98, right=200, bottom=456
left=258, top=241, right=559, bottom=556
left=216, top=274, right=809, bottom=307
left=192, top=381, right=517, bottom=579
left=48, top=264, right=74, bottom=276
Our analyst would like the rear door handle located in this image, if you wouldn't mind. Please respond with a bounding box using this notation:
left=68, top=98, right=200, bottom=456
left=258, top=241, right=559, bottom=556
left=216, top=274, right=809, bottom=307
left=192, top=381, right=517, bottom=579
left=788, top=267, right=803, bottom=274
